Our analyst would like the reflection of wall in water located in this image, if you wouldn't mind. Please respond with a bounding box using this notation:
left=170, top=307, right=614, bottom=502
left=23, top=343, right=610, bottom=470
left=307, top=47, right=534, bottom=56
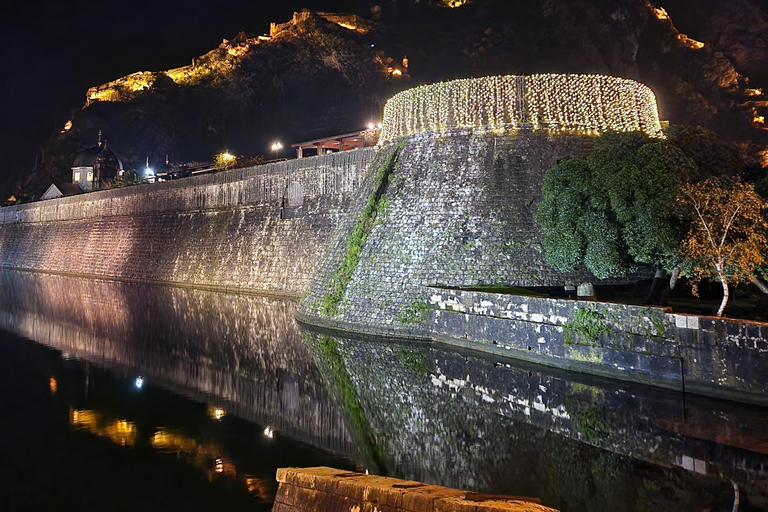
left=0, top=270, right=361, bottom=459
left=305, top=332, right=768, bottom=508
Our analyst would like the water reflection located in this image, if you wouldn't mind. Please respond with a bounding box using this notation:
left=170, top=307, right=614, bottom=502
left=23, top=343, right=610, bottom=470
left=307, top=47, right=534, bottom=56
left=0, top=270, right=360, bottom=459
left=1, top=269, right=767, bottom=511
left=300, top=332, right=768, bottom=511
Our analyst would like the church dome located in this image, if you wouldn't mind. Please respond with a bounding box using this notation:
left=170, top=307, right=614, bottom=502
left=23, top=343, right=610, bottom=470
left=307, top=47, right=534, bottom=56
left=72, top=136, right=124, bottom=171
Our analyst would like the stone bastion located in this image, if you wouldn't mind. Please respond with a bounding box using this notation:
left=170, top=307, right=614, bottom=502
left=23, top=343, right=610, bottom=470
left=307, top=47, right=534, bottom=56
left=299, top=73, right=665, bottom=336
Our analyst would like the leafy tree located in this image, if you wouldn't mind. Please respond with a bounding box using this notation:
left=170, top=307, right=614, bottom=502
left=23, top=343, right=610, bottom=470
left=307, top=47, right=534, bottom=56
left=214, top=151, right=237, bottom=169
left=537, top=132, right=695, bottom=278
left=677, top=178, right=768, bottom=316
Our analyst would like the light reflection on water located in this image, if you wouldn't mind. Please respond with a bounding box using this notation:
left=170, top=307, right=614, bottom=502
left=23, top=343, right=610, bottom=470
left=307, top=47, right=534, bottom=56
left=0, top=269, right=767, bottom=511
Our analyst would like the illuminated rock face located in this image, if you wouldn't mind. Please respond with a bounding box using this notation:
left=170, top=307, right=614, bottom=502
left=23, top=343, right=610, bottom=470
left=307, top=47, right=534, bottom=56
left=380, top=74, right=664, bottom=142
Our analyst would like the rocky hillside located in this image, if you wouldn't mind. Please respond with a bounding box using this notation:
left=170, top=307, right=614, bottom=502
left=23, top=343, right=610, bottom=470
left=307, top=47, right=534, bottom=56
left=28, top=0, right=767, bottom=195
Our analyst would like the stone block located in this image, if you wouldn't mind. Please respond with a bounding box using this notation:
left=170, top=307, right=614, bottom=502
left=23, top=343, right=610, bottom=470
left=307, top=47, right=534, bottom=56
left=271, top=501, right=298, bottom=512
left=363, top=476, right=414, bottom=507
left=294, top=486, right=355, bottom=511
left=274, top=482, right=298, bottom=505
left=475, top=500, right=557, bottom=512
left=402, top=485, right=465, bottom=512
left=435, top=497, right=479, bottom=512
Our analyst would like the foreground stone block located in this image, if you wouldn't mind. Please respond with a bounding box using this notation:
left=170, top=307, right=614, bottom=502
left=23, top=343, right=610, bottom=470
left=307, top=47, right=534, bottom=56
left=273, top=467, right=558, bottom=512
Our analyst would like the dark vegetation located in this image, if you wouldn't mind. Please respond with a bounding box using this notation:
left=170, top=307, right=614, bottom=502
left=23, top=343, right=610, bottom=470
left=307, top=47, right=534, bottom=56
left=535, top=128, right=768, bottom=319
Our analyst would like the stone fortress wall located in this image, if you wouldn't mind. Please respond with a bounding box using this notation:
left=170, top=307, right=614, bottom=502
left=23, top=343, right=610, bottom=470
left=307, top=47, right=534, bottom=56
left=0, top=150, right=373, bottom=296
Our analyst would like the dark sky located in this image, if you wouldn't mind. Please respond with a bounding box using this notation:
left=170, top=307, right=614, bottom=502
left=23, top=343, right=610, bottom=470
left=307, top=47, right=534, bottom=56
left=0, top=0, right=365, bottom=195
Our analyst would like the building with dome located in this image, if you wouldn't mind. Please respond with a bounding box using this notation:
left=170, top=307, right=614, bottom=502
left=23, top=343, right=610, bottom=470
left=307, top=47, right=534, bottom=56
left=72, top=131, right=124, bottom=191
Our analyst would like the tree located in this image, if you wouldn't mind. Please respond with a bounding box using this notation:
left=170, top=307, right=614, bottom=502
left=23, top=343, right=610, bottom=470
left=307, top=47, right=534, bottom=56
left=677, top=178, right=768, bottom=316
left=214, top=151, right=237, bottom=169
left=537, top=131, right=695, bottom=279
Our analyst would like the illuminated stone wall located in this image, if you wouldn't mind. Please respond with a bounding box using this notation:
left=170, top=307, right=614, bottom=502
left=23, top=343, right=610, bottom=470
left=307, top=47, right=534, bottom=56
left=0, top=150, right=373, bottom=296
left=380, top=74, right=664, bottom=142
left=299, top=130, right=648, bottom=337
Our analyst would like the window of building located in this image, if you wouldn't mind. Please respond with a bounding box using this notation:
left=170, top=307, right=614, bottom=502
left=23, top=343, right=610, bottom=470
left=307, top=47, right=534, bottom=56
left=86, top=171, right=93, bottom=182
left=74, top=171, right=81, bottom=182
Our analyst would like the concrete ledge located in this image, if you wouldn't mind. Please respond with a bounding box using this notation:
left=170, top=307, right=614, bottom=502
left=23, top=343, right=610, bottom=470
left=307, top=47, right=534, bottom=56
left=273, top=467, right=558, bottom=512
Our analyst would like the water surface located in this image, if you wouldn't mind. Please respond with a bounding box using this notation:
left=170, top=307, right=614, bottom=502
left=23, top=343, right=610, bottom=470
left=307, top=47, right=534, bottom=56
left=0, top=270, right=766, bottom=511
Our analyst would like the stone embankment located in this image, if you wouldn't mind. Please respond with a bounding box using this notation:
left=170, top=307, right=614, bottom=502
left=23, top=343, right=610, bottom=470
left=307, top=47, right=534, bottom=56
left=427, top=288, right=768, bottom=407
left=274, top=467, right=557, bottom=512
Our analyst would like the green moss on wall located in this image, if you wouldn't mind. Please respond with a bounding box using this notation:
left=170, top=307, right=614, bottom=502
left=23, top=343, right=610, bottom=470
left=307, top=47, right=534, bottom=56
left=320, top=142, right=404, bottom=316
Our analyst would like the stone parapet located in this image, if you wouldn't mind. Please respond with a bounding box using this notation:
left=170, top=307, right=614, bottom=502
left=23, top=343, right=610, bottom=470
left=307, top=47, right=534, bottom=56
left=273, top=467, right=557, bottom=512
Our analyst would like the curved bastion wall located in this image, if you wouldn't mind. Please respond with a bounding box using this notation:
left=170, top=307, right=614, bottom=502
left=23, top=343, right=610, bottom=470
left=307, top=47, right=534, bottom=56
left=298, top=129, right=653, bottom=337
left=299, top=74, right=665, bottom=336
left=0, top=150, right=373, bottom=296
left=380, top=74, right=664, bottom=142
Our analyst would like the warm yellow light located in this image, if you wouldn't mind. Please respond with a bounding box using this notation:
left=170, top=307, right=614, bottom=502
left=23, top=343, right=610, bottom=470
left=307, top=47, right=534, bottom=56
left=746, top=88, right=763, bottom=97
left=208, top=406, right=226, bottom=420
left=391, top=69, right=403, bottom=77
left=755, top=116, right=765, bottom=124
left=678, top=34, right=704, bottom=49
left=49, top=377, right=57, bottom=394
left=61, top=120, right=72, bottom=133
left=227, top=45, right=249, bottom=56
left=271, top=142, right=283, bottom=151
left=70, top=408, right=137, bottom=446
left=653, top=7, right=669, bottom=20
left=380, top=74, right=664, bottom=143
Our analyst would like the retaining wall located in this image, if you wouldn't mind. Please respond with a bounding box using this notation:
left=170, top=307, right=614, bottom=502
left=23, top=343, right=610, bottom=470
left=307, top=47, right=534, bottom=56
left=427, top=288, right=768, bottom=406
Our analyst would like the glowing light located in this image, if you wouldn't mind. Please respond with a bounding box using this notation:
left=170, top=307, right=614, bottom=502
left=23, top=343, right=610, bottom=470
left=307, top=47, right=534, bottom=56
left=271, top=142, right=283, bottom=160
left=49, top=377, right=57, bottom=394
left=209, top=407, right=226, bottom=420
left=263, top=426, right=274, bottom=438
left=135, top=376, right=144, bottom=389
left=367, top=123, right=375, bottom=130
left=61, top=120, right=72, bottom=133
left=71, top=408, right=137, bottom=446
left=214, top=458, right=224, bottom=473
left=227, top=45, right=249, bottom=56
left=678, top=34, right=704, bottom=49
left=379, top=74, right=664, bottom=143
left=755, top=116, right=765, bottom=124
left=746, top=88, right=763, bottom=97
left=391, top=69, right=403, bottom=77
left=653, top=7, right=669, bottom=20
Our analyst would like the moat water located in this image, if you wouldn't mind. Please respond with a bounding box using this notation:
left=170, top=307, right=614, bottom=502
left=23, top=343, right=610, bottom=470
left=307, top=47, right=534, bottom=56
left=0, top=270, right=766, bottom=511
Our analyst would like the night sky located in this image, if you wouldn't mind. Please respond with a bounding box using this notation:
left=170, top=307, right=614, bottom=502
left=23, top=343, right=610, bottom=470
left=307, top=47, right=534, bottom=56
left=0, top=0, right=365, bottom=197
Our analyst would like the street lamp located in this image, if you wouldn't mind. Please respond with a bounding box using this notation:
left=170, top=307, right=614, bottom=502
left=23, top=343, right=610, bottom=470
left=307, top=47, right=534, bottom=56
left=271, top=141, right=283, bottom=161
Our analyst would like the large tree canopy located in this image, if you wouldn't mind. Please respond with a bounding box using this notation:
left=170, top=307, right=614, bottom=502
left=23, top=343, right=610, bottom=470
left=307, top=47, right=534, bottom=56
left=536, top=131, right=696, bottom=279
